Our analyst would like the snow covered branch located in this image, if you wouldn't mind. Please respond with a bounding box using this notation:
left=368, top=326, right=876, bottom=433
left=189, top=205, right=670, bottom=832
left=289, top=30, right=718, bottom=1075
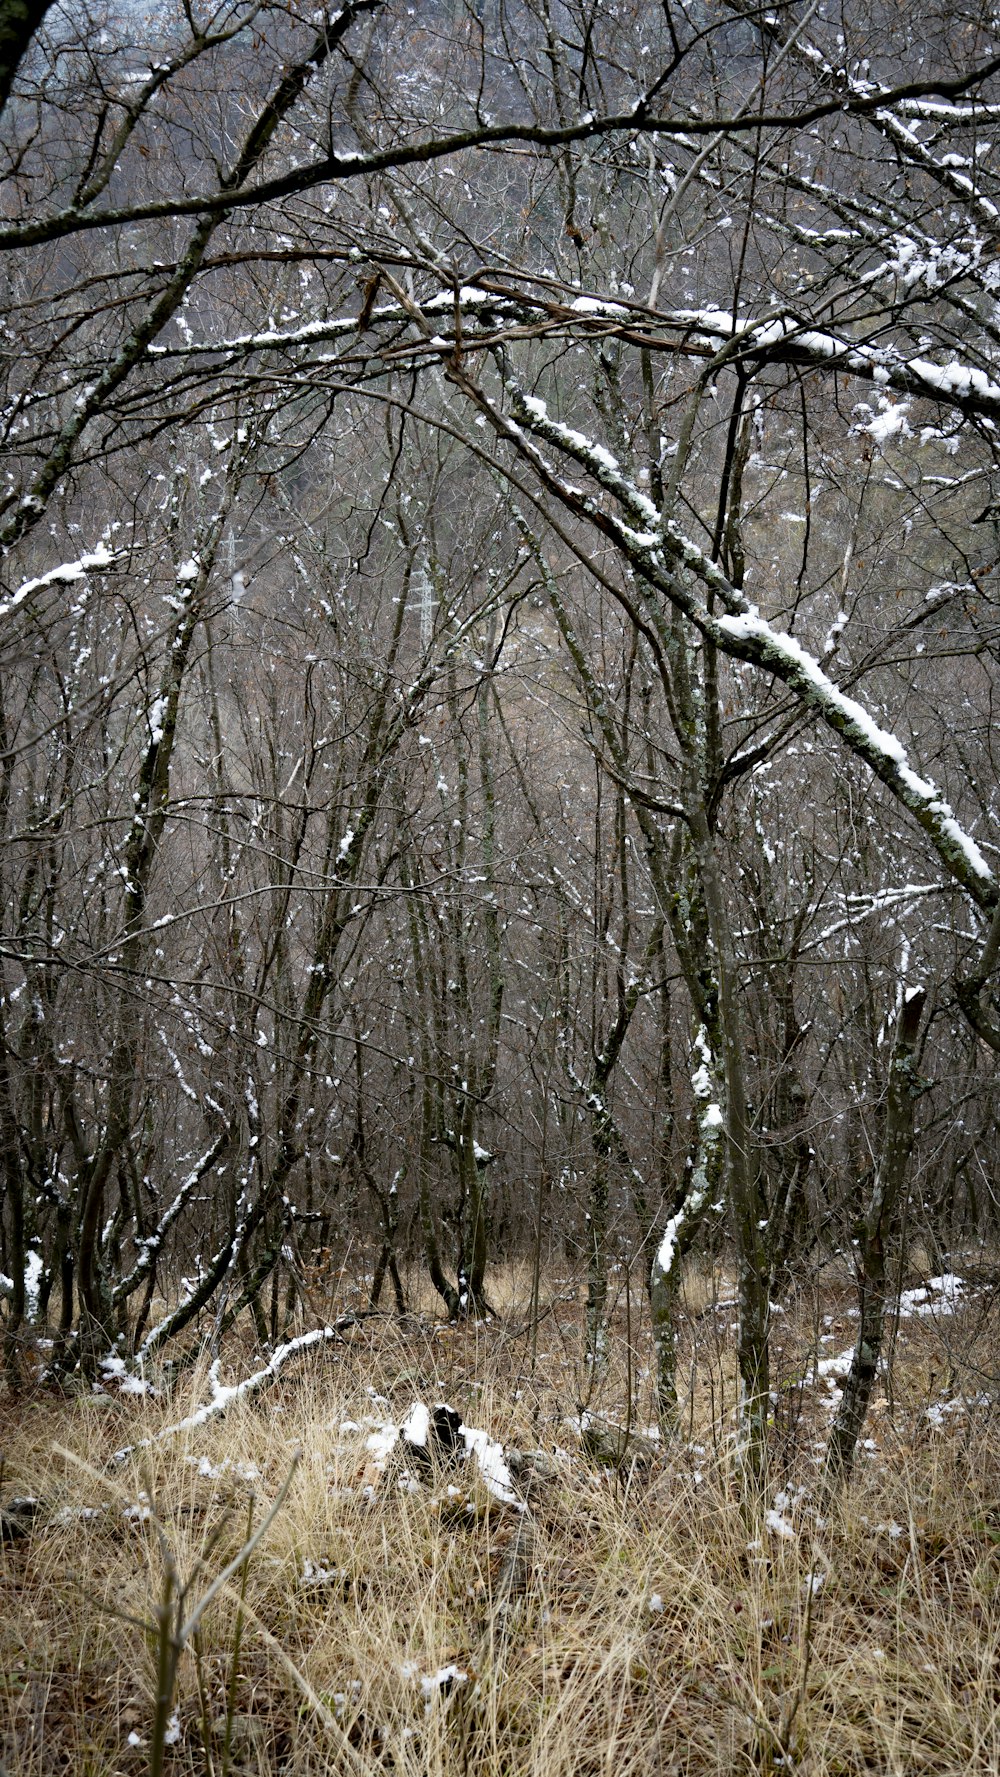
left=112, top=1323, right=358, bottom=1462
left=476, top=374, right=997, bottom=912
left=110, top=1128, right=231, bottom=1309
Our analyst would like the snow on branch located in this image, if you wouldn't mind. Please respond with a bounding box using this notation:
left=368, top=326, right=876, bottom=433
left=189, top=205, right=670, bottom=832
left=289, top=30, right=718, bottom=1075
left=670, top=308, right=1000, bottom=420
left=811, top=882, right=954, bottom=948
left=0, top=545, right=121, bottom=619
left=147, top=287, right=526, bottom=361
left=3, top=44, right=999, bottom=252
left=774, top=17, right=1000, bottom=234
left=898, top=99, right=1000, bottom=121
left=491, top=378, right=996, bottom=910
left=111, top=1322, right=358, bottom=1463
left=653, top=1029, right=721, bottom=1286
left=713, top=608, right=994, bottom=905
left=145, top=272, right=1000, bottom=430
left=511, top=387, right=661, bottom=533
left=111, top=1128, right=230, bottom=1308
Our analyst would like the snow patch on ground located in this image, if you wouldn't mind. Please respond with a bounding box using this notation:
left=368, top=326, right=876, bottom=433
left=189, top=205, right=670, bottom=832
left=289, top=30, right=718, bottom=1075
left=807, top=1276, right=969, bottom=1402
left=401, top=1401, right=430, bottom=1448
left=299, top=1558, right=349, bottom=1589
left=95, top=1351, right=156, bottom=1396
left=898, top=1273, right=964, bottom=1318
left=186, top=1454, right=259, bottom=1482
left=365, top=1401, right=520, bottom=1504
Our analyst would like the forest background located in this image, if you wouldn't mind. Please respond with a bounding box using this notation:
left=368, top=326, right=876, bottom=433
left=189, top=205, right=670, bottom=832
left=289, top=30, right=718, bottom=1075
left=2, top=3, right=1000, bottom=1767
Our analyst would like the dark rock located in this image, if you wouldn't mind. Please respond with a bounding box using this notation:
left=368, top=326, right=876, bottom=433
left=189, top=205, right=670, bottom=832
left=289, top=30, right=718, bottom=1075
left=430, top=1403, right=464, bottom=1456
left=400, top=1401, right=465, bottom=1475
left=0, top=1496, right=44, bottom=1542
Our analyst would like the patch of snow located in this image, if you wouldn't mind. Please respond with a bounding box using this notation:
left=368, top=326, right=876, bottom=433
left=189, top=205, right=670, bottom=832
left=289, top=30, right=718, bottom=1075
left=671, top=307, right=1000, bottom=415
left=460, top=1421, right=519, bottom=1504
left=95, top=1350, right=155, bottom=1396
left=368, top=1400, right=519, bottom=1505
left=187, top=1455, right=259, bottom=1482
left=420, top=1664, right=468, bottom=1703
left=814, top=1347, right=855, bottom=1382
left=401, top=1402, right=431, bottom=1448
left=1, top=545, right=118, bottom=620
left=52, top=1503, right=108, bottom=1526
left=714, top=609, right=992, bottom=891
left=857, top=399, right=912, bottom=444
left=570, top=295, right=628, bottom=316
left=365, top=1421, right=400, bottom=1466
left=654, top=1216, right=680, bottom=1278
left=300, top=1559, right=348, bottom=1588
left=898, top=1273, right=964, bottom=1317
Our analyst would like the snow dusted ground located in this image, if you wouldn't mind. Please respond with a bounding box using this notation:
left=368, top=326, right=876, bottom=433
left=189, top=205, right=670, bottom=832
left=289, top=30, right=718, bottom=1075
left=809, top=1273, right=967, bottom=1396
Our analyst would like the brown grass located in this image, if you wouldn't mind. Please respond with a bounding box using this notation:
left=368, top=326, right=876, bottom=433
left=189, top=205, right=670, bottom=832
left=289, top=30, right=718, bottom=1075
left=2, top=1263, right=999, bottom=1776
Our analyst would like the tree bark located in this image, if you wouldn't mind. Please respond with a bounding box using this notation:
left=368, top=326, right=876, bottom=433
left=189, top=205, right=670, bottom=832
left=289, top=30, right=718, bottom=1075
left=825, top=987, right=927, bottom=1488
left=0, top=0, right=55, bottom=116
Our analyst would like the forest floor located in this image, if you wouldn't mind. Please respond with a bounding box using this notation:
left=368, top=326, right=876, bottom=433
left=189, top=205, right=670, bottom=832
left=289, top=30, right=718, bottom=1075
left=2, top=1259, right=1000, bottom=1777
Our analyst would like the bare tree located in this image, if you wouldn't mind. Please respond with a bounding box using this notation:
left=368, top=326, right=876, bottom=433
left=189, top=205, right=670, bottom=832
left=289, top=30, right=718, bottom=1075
left=1, top=0, right=998, bottom=1475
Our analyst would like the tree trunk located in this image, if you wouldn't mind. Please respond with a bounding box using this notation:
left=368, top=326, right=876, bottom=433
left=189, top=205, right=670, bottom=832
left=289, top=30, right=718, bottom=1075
left=0, top=1019, right=26, bottom=1386
left=650, top=1036, right=722, bottom=1431
left=825, top=987, right=926, bottom=1487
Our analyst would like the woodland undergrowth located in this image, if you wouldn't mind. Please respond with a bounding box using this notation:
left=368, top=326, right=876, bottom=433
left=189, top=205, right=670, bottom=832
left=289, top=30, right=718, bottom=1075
left=2, top=1261, right=1000, bottom=1777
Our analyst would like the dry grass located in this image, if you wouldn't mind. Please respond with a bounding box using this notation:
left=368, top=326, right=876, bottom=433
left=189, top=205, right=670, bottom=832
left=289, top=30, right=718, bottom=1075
left=2, top=1263, right=1000, bottom=1776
